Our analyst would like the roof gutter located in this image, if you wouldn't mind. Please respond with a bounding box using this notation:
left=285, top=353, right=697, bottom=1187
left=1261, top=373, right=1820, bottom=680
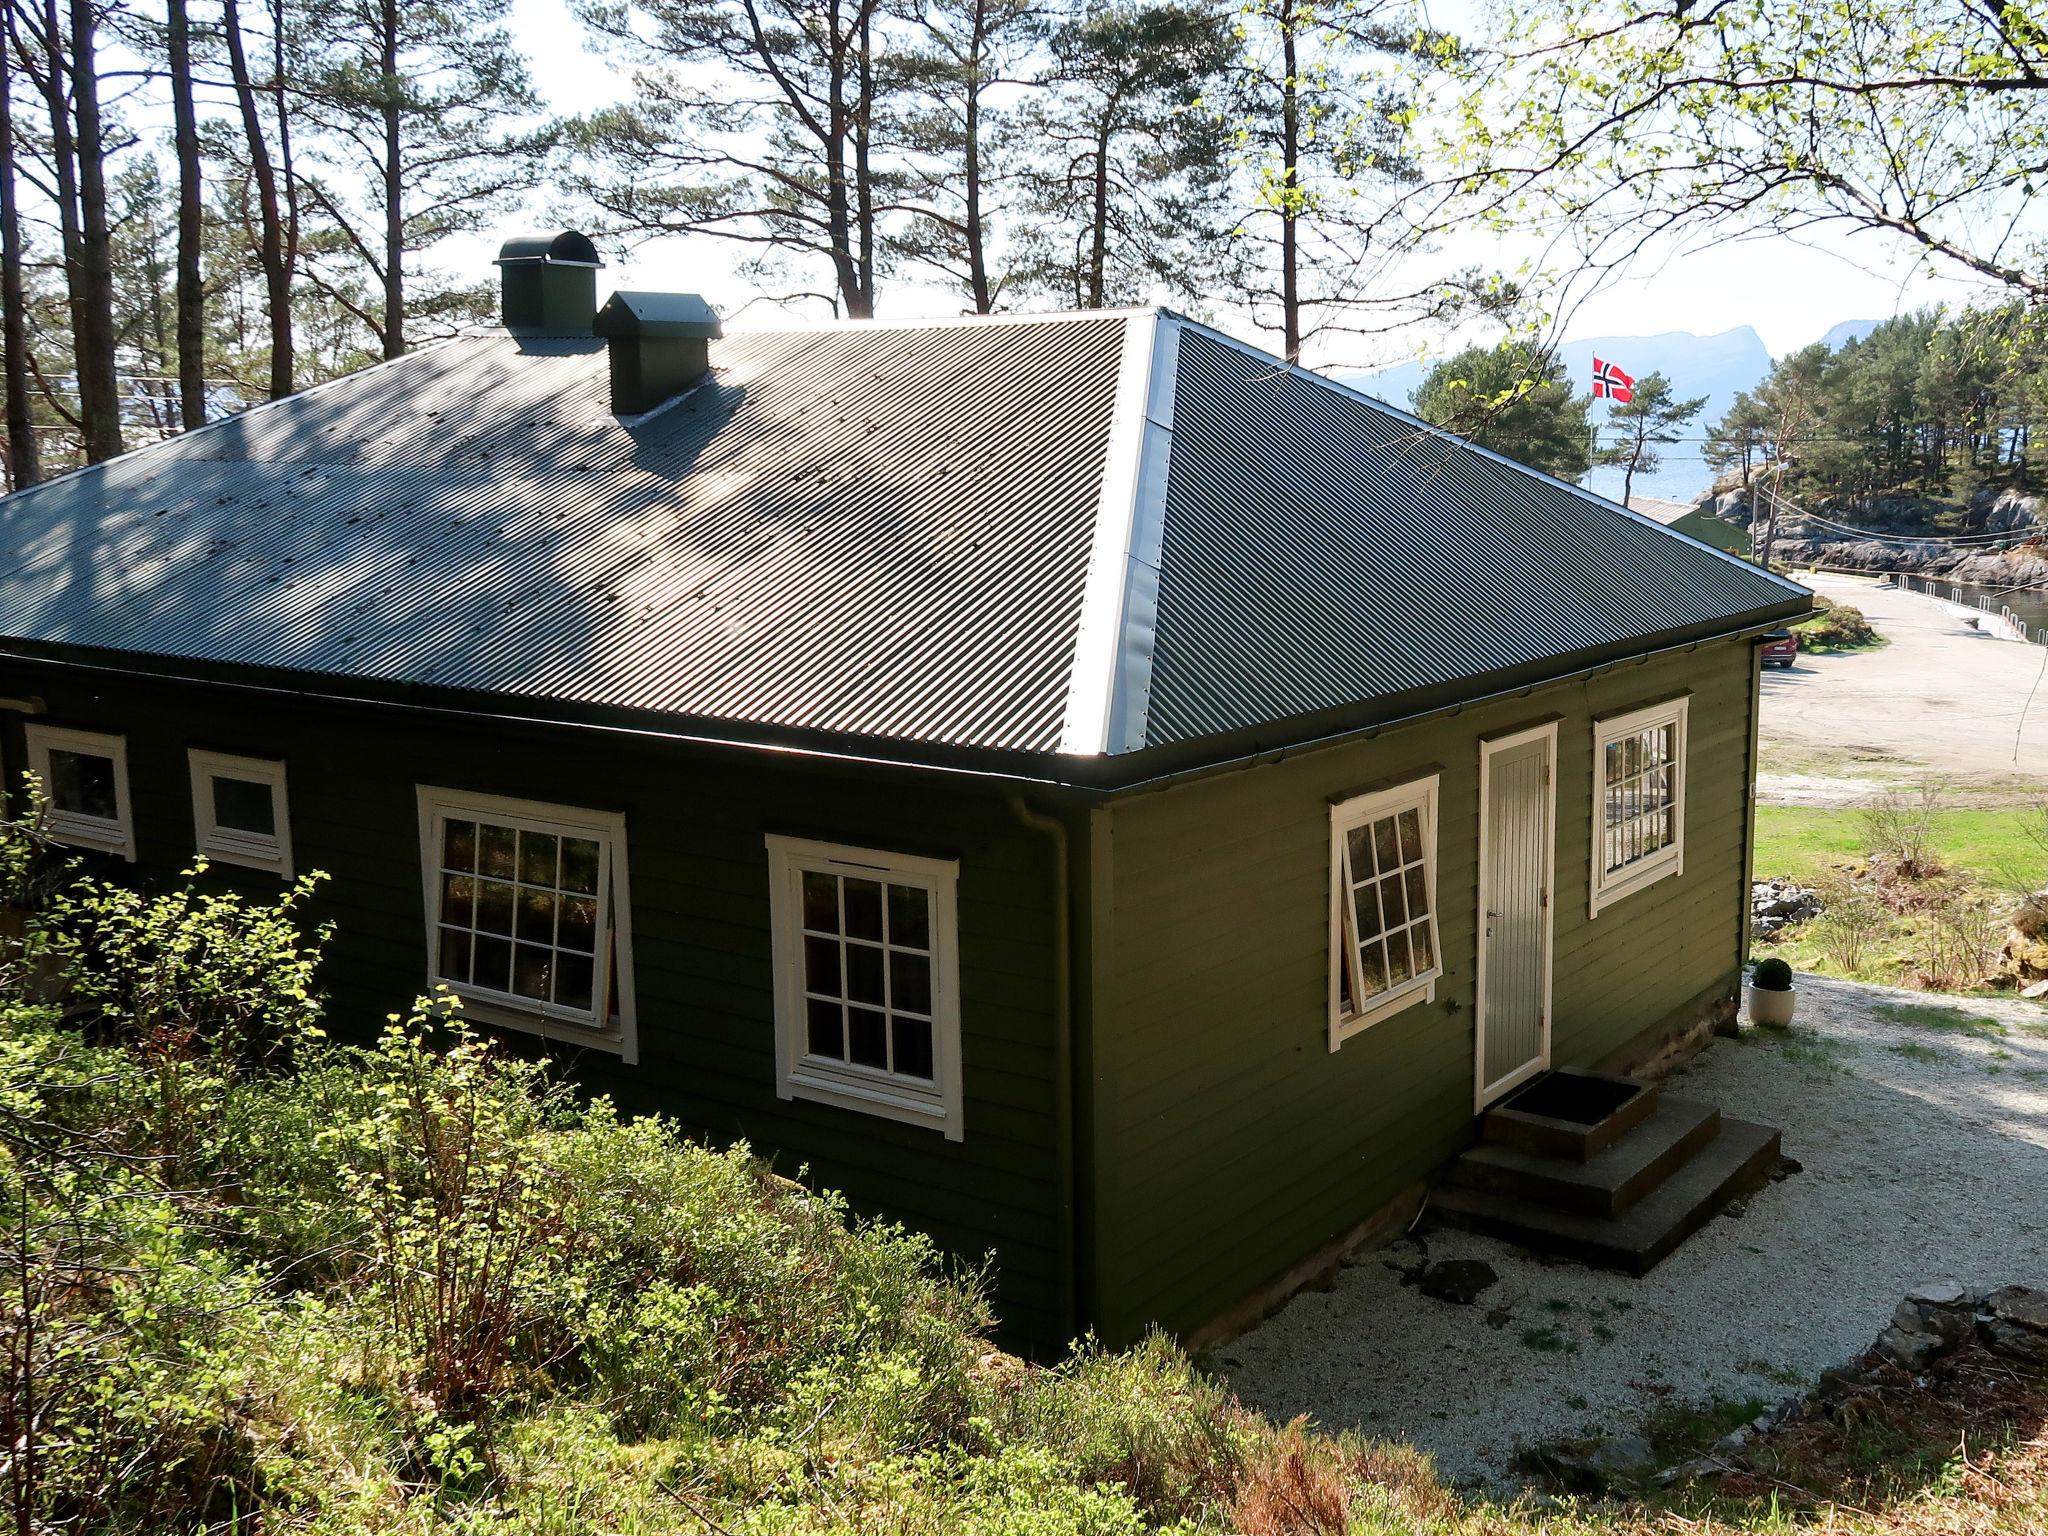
left=1103, top=609, right=1812, bottom=799
left=0, top=597, right=1812, bottom=799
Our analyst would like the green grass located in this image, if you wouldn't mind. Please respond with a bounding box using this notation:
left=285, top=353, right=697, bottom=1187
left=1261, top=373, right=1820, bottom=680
left=1774, top=1027, right=1856, bottom=1073
left=1872, top=1000, right=2007, bottom=1036
left=1887, top=1041, right=1944, bottom=1062
left=1754, top=805, right=2048, bottom=888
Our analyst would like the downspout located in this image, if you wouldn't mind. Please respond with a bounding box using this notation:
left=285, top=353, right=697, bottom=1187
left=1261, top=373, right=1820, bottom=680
left=1008, top=795, right=1077, bottom=1347
left=1739, top=637, right=1764, bottom=970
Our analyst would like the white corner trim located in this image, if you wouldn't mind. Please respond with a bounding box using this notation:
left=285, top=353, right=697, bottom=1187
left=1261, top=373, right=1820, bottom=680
left=1059, top=311, right=1178, bottom=757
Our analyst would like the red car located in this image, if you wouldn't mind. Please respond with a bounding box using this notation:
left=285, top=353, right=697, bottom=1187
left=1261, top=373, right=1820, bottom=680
left=1761, top=629, right=1799, bottom=668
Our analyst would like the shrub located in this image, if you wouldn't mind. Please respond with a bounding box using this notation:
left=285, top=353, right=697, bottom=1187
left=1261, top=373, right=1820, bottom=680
left=1751, top=956, right=1795, bottom=990
left=1862, top=786, right=1943, bottom=881
left=1807, top=878, right=1886, bottom=974
left=1794, top=601, right=1878, bottom=649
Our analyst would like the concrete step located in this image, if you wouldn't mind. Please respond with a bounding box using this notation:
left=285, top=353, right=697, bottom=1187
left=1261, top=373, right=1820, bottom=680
left=1445, top=1095, right=1724, bottom=1219
left=1428, top=1118, right=1782, bottom=1275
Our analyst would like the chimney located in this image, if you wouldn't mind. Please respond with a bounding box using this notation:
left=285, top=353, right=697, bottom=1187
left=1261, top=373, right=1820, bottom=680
left=593, top=290, right=723, bottom=416
left=495, top=230, right=603, bottom=333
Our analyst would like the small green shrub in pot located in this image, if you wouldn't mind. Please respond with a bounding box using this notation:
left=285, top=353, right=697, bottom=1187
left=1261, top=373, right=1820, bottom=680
left=1745, top=956, right=1798, bottom=1027
left=1750, top=957, right=1794, bottom=991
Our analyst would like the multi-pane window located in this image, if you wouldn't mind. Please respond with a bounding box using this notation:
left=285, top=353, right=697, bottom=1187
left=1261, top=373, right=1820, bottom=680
left=767, top=836, right=962, bottom=1139
left=189, top=750, right=292, bottom=876
left=416, top=788, right=637, bottom=1059
left=24, top=725, right=133, bottom=859
left=1591, top=698, right=1689, bottom=915
left=1329, top=776, right=1441, bottom=1046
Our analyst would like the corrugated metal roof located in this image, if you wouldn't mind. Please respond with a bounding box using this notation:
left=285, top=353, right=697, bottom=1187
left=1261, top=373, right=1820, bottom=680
left=1627, top=495, right=1700, bottom=526
left=0, top=307, right=1805, bottom=776
left=0, top=318, right=1129, bottom=754
left=1133, top=326, right=1806, bottom=749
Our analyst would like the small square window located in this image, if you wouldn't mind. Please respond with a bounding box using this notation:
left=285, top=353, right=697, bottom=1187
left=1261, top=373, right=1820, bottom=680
left=766, top=835, right=962, bottom=1139
left=189, top=751, right=291, bottom=876
left=24, top=725, right=133, bottom=859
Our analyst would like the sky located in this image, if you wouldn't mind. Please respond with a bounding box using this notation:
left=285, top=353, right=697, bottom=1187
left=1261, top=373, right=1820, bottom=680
left=504, top=0, right=1980, bottom=367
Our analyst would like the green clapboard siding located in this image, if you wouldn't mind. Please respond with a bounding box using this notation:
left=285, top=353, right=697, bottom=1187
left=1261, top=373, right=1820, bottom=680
left=1085, top=637, right=1759, bottom=1345
left=0, top=662, right=1070, bottom=1347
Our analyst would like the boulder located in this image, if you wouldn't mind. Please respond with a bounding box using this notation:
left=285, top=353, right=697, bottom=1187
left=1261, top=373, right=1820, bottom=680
left=1875, top=1325, right=1946, bottom=1373
left=1980, top=1318, right=2048, bottom=1365
left=1985, top=1285, right=2048, bottom=1331
left=1751, top=879, right=1822, bottom=938
left=1417, top=1258, right=1497, bottom=1305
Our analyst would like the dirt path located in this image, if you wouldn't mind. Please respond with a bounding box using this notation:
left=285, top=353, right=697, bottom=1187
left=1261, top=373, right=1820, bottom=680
left=1758, top=573, right=2048, bottom=805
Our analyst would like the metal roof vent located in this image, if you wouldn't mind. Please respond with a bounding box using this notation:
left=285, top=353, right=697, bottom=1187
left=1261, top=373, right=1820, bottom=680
left=495, top=230, right=603, bottom=334
left=592, top=290, right=723, bottom=416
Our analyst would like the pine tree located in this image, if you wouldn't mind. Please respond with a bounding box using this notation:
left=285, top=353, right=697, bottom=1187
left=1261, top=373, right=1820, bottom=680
left=1, top=8, right=41, bottom=487
left=1595, top=371, right=1706, bottom=506
left=568, top=0, right=893, bottom=318
left=1413, top=342, right=1591, bottom=482
left=887, top=0, right=1037, bottom=312
left=1223, top=0, right=1424, bottom=361
left=1011, top=0, right=1239, bottom=309
left=297, top=0, right=550, bottom=357
left=165, top=0, right=204, bottom=426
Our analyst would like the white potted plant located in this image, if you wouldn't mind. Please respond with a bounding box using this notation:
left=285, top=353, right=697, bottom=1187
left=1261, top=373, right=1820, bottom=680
left=1744, top=956, right=1797, bottom=1027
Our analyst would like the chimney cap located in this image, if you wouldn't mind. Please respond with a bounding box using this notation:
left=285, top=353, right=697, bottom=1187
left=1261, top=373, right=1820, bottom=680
left=495, top=230, right=603, bottom=269
left=595, top=289, right=723, bottom=340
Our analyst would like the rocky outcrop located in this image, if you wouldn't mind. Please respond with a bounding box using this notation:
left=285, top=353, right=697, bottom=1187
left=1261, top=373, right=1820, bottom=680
left=1654, top=1283, right=2048, bottom=1488
left=1751, top=879, right=1820, bottom=939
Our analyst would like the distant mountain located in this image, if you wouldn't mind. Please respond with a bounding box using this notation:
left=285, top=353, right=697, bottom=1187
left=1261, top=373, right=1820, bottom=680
left=1819, top=319, right=1881, bottom=351
left=1344, top=325, right=1777, bottom=502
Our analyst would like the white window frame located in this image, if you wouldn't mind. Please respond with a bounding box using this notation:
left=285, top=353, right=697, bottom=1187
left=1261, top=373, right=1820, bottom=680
left=765, top=834, right=964, bottom=1140
left=189, top=750, right=292, bottom=877
left=24, top=724, right=134, bottom=860
left=1590, top=697, right=1690, bottom=917
left=1328, top=774, right=1442, bottom=1050
left=415, top=786, right=638, bottom=1062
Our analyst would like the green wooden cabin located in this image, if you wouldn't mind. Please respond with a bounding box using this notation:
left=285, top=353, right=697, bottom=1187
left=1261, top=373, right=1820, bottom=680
left=0, top=235, right=1808, bottom=1352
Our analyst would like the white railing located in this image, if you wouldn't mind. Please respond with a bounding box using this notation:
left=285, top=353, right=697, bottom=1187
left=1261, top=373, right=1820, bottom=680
left=1891, top=572, right=2043, bottom=644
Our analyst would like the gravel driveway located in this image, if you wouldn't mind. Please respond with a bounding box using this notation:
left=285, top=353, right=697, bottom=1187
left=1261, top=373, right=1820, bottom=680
left=1216, top=975, right=2048, bottom=1487
left=1760, top=573, right=2048, bottom=802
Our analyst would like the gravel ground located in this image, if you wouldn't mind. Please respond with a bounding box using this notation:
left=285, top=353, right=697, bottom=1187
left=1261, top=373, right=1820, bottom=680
left=1759, top=573, right=2048, bottom=799
left=1217, top=975, right=2048, bottom=1488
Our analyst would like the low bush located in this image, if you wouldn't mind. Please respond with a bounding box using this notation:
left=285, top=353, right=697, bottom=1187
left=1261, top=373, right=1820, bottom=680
left=0, top=813, right=1474, bottom=1534
left=1795, top=600, right=1880, bottom=650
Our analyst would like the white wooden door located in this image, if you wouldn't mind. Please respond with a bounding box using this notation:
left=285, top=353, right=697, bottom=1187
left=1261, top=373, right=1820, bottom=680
left=1476, top=723, right=1557, bottom=1109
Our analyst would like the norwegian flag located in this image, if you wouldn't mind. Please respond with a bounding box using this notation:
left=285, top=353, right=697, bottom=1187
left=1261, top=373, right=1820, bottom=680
left=1592, top=356, right=1635, bottom=403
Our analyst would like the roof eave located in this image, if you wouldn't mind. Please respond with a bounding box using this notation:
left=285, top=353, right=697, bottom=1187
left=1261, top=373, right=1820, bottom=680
left=0, top=596, right=1810, bottom=798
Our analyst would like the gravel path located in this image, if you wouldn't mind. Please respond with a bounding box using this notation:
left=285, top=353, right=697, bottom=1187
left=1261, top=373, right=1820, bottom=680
left=1217, top=975, right=2048, bottom=1487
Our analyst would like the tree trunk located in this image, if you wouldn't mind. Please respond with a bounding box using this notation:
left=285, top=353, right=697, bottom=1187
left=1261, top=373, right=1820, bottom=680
left=167, top=0, right=205, bottom=428
left=853, top=5, right=877, bottom=316
left=65, top=0, right=122, bottom=462
left=1278, top=10, right=1301, bottom=362
left=223, top=0, right=293, bottom=396
left=379, top=0, right=403, bottom=356
left=1087, top=118, right=1113, bottom=308
left=0, top=15, right=41, bottom=488
left=960, top=0, right=991, bottom=312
